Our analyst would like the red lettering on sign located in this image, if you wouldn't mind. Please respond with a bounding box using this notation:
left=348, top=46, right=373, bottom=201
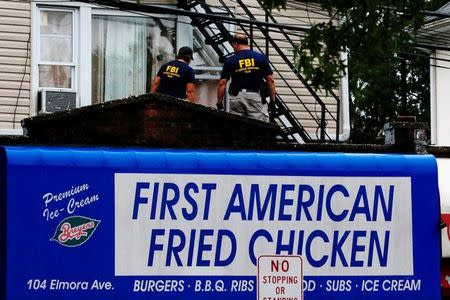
left=271, top=259, right=290, bottom=272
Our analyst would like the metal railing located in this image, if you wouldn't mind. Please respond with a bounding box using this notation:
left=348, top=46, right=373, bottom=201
left=182, top=0, right=342, bottom=142
left=235, top=0, right=341, bottom=142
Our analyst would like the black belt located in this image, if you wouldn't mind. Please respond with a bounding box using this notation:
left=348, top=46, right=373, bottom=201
left=239, top=89, right=259, bottom=93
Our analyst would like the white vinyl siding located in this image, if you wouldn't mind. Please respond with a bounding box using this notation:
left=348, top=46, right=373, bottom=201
left=0, top=1, right=31, bottom=131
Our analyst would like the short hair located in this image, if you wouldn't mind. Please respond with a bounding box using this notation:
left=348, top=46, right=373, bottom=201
left=231, top=34, right=248, bottom=46
left=176, top=46, right=193, bottom=62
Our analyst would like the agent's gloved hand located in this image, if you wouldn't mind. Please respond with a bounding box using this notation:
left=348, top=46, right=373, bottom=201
left=216, top=102, right=224, bottom=110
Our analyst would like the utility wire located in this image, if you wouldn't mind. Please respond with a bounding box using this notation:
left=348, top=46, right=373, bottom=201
left=75, top=0, right=311, bottom=32
left=25, top=0, right=450, bottom=56
left=13, top=33, right=31, bottom=129
left=79, top=0, right=309, bottom=41
left=401, top=50, right=450, bottom=64
left=92, top=9, right=307, bottom=41
left=23, top=2, right=450, bottom=92
left=242, top=3, right=332, bottom=21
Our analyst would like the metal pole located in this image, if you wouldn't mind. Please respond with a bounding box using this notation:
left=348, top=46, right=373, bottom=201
left=265, top=10, right=269, bottom=58
left=400, top=57, right=407, bottom=115
left=250, top=24, right=253, bottom=50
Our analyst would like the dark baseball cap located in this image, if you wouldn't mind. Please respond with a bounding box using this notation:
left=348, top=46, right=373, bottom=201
left=177, top=46, right=194, bottom=59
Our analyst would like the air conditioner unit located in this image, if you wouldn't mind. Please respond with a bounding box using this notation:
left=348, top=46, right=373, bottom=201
left=38, top=89, right=77, bottom=113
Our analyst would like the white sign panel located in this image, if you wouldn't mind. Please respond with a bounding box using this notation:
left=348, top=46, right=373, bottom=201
left=114, top=173, right=413, bottom=276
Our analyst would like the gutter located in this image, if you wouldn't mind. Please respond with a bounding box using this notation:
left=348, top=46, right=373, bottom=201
left=430, top=51, right=437, bottom=145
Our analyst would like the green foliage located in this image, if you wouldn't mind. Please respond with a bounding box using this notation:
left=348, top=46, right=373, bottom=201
left=349, top=50, right=431, bottom=143
left=264, top=0, right=427, bottom=70
left=260, top=0, right=445, bottom=143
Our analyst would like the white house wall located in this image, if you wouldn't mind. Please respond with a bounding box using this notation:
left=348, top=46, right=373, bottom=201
left=0, top=1, right=31, bottom=132
left=433, top=50, right=450, bottom=146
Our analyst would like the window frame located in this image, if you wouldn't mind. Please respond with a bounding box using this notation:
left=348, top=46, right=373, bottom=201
left=31, top=2, right=215, bottom=115
left=37, top=6, right=76, bottom=67
left=36, top=6, right=78, bottom=89
left=32, top=3, right=82, bottom=115
left=90, top=8, right=178, bottom=103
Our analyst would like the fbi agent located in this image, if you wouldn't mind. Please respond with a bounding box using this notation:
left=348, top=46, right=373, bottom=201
left=217, top=34, right=276, bottom=122
left=151, top=46, right=196, bottom=103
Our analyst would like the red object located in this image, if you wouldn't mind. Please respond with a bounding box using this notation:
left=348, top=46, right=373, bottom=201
left=441, top=214, right=450, bottom=298
left=442, top=214, right=450, bottom=241
left=442, top=261, right=450, bottom=299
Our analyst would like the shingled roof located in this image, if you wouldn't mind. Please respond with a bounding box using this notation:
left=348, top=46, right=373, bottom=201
left=21, top=93, right=283, bottom=150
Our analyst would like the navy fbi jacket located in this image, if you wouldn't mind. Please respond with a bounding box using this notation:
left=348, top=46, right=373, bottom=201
left=156, top=60, right=195, bottom=99
left=220, top=49, right=273, bottom=96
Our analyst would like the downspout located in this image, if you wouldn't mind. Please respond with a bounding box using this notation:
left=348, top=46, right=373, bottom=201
left=339, top=50, right=351, bottom=141
left=430, top=51, right=437, bottom=145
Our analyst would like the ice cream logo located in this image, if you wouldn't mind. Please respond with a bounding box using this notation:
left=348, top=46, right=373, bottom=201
left=51, top=216, right=100, bottom=247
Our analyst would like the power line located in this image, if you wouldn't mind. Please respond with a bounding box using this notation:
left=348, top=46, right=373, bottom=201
left=36, top=0, right=450, bottom=48
left=429, top=63, right=450, bottom=70
left=87, top=3, right=308, bottom=41
left=400, top=50, right=450, bottom=64
left=13, top=33, right=31, bottom=129
left=415, top=42, right=450, bottom=52
left=26, top=2, right=450, bottom=80
left=27, top=2, right=450, bottom=84
left=244, top=3, right=332, bottom=21
left=73, top=0, right=310, bottom=32
left=201, top=2, right=334, bottom=22
left=421, top=9, right=450, bottom=19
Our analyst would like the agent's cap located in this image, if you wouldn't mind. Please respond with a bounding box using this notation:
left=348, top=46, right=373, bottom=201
left=177, top=46, right=194, bottom=59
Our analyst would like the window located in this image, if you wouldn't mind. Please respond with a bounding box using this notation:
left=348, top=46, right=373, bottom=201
left=38, top=8, right=76, bottom=89
left=91, top=15, right=176, bottom=104
left=33, top=3, right=179, bottom=111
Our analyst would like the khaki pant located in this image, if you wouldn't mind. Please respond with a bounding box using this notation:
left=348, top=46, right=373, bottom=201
left=229, top=91, right=269, bottom=122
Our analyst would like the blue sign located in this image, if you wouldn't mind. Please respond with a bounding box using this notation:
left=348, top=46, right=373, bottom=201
left=0, top=146, right=441, bottom=300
